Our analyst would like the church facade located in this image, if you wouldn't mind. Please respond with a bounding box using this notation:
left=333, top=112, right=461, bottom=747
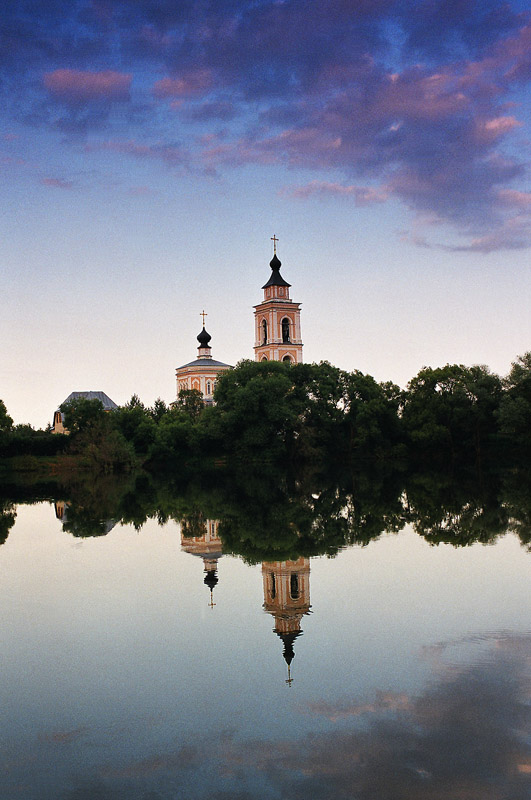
left=175, top=324, right=232, bottom=404
left=175, top=242, right=303, bottom=403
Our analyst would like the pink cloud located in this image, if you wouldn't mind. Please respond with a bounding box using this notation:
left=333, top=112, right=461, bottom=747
left=307, top=692, right=411, bottom=722
left=284, top=180, right=388, bottom=205
left=153, top=69, right=214, bottom=98
left=40, top=177, right=73, bottom=189
left=43, top=70, right=132, bottom=103
left=475, top=115, right=522, bottom=143
left=128, top=185, right=154, bottom=196
left=498, top=189, right=531, bottom=209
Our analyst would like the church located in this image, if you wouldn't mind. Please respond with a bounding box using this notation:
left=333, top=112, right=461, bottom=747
left=175, top=240, right=303, bottom=401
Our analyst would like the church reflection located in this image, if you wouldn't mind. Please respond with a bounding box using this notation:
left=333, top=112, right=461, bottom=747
left=262, top=558, right=311, bottom=685
left=180, top=515, right=313, bottom=683
left=180, top=514, right=223, bottom=608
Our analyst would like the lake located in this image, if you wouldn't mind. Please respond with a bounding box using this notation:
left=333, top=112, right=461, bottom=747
left=0, top=475, right=529, bottom=799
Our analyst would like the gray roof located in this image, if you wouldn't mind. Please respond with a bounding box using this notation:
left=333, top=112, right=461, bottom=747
left=177, top=358, right=232, bottom=369
left=60, top=391, right=118, bottom=411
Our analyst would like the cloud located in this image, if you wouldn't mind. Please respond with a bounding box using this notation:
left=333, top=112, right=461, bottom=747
left=44, top=70, right=132, bottom=105
left=188, top=101, right=237, bottom=121
left=40, top=726, right=88, bottom=744
left=86, top=139, right=188, bottom=167
left=284, top=180, right=388, bottom=205
left=153, top=69, right=214, bottom=98
left=40, top=176, right=74, bottom=189
left=1, top=2, right=530, bottom=249
left=307, top=691, right=410, bottom=721
left=127, top=185, right=154, bottom=196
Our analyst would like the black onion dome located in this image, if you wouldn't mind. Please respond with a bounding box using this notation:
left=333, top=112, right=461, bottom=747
left=276, top=630, right=302, bottom=666
left=204, top=570, right=218, bottom=591
left=270, top=253, right=282, bottom=271
left=262, top=253, right=291, bottom=289
left=197, top=327, right=212, bottom=347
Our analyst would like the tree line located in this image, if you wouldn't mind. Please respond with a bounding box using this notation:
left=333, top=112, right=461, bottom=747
left=0, top=352, right=530, bottom=473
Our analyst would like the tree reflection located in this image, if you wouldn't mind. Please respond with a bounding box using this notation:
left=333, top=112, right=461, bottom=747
left=0, top=500, right=16, bottom=545
left=3, top=464, right=531, bottom=555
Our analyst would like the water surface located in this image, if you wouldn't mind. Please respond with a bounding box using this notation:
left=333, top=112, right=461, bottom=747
left=0, top=495, right=529, bottom=799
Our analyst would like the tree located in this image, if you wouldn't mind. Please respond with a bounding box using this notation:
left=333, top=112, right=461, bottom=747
left=498, top=352, right=531, bottom=456
left=174, top=389, right=205, bottom=422
left=60, top=397, right=106, bottom=435
left=0, top=400, right=13, bottom=435
left=402, top=364, right=502, bottom=467
left=112, top=395, right=157, bottom=454
left=213, top=360, right=302, bottom=460
left=150, top=397, right=168, bottom=423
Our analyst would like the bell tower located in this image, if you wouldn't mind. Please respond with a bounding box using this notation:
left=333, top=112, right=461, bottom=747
left=254, top=238, right=303, bottom=364
left=262, top=558, right=311, bottom=684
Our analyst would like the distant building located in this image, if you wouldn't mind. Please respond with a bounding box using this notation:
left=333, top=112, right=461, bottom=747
left=52, top=391, right=118, bottom=434
left=175, top=323, right=232, bottom=405
left=254, top=244, right=303, bottom=364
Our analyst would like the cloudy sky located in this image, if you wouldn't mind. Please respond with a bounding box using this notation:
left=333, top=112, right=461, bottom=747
left=2, top=0, right=530, bottom=426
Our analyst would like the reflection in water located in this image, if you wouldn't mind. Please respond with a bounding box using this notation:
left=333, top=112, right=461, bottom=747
left=181, top=513, right=223, bottom=608
left=262, top=558, right=311, bottom=685
left=6, top=464, right=528, bottom=555
left=55, top=634, right=530, bottom=800
left=54, top=501, right=118, bottom=537
left=0, top=488, right=528, bottom=800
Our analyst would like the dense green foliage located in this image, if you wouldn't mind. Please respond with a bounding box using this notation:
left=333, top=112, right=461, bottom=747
left=0, top=352, right=529, bottom=473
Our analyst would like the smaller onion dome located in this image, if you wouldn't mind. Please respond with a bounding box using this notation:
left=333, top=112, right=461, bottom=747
left=197, top=327, right=212, bottom=348
left=270, top=253, right=282, bottom=271
left=204, top=570, right=218, bottom=591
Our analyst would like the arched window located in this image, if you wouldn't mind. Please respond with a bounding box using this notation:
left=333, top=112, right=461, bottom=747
left=206, top=381, right=211, bottom=395
left=282, top=355, right=292, bottom=363
left=261, top=356, right=268, bottom=361
left=281, top=317, right=290, bottom=343
left=270, top=573, right=276, bottom=600
left=290, top=573, right=299, bottom=600
left=262, top=319, right=268, bottom=344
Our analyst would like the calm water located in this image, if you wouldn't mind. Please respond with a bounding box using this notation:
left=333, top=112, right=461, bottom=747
left=0, top=498, right=529, bottom=799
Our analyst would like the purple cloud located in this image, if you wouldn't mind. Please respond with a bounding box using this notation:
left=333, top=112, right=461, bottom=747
left=44, top=70, right=132, bottom=105
left=86, top=138, right=188, bottom=167
left=1, top=1, right=530, bottom=249
left=283, top=181, right=388, bottom=205
left=40, top=176, right=74, bottom=189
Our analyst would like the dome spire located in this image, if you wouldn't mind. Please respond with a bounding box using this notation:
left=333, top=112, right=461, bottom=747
left=262, top=237, right=291, bottom=289
left=197, top=310, right=212, bottom=356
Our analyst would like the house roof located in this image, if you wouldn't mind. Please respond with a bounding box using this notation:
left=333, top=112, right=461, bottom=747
left=59, top=391, right=118, bottom=411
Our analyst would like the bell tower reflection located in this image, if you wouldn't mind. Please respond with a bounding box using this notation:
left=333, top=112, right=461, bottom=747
left=262, top=558, right=311, bottom=685
left=181, top=514, right=223, bottom=608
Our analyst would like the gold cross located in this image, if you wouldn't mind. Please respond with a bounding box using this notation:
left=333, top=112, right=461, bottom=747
left=285, top=665, right=293, bottom=687
left=200, top=310, right=207, bottom=326
left=271, top=234, right=279, bottom=254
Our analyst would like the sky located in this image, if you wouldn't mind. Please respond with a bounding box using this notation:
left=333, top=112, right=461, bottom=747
left=1, top=0, right=530, bottom=428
